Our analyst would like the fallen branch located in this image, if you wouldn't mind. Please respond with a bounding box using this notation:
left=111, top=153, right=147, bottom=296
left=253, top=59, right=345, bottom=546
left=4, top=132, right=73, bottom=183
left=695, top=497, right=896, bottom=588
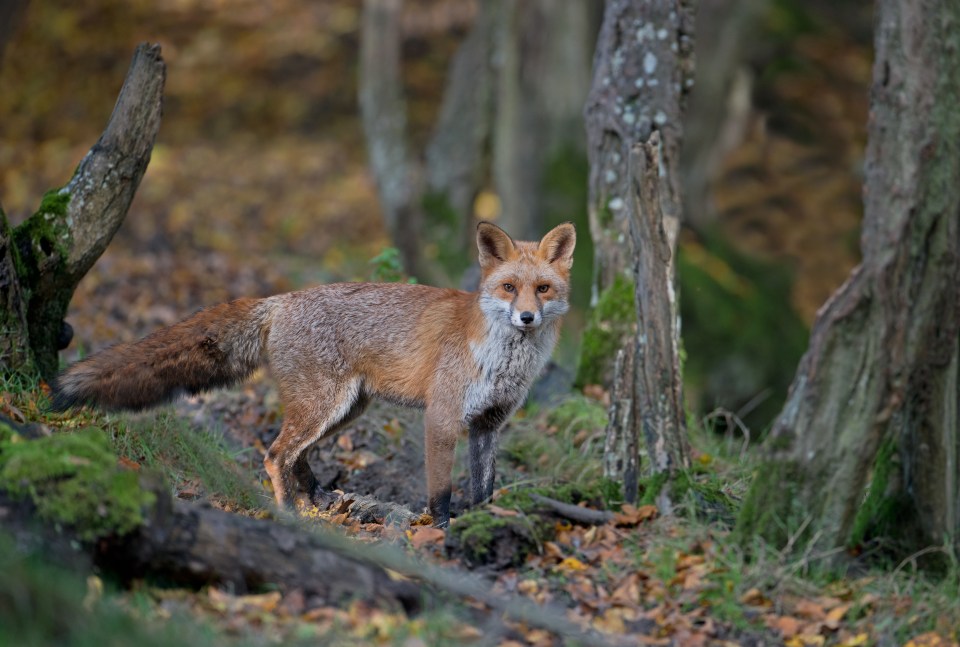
left=530, top=493, right=614, bottom=525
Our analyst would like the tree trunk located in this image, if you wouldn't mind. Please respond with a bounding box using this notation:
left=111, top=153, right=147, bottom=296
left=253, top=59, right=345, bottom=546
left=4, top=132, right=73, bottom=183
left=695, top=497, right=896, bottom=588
left=493, top=0, right=594, bottom=243
left=0, top=205, right=32, bottom=371
left=584, top=0, right=694, bottom=505
left=424, top=1, right=501, bottom=266
left=359, top=0, right=424, bottom=279
left=738, top=0, right=960, bottom=561
left=583, top=0, right=695, bottom=305
left=580, top=0, right=695, bottom=397
left=0, top=43, right=164, bottom=378
left=627, top=133, right=690, bottom=509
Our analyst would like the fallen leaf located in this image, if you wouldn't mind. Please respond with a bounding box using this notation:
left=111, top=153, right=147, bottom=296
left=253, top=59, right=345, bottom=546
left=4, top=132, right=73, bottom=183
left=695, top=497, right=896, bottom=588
left=767, top=615, right=802, bottom=639
left=557, top=557, right=589, bottom=572
left=408, top=526, right=445, bottom=550
left=117, top=456, right=141, bottom=471
left=740, top=587, right=770, bottom=607
left=488, top=504, right=519, bottom=517
left=904, top=632, right=953, bottom=647
left=614, top=504, right=658, bottom=526
left=824, top=602, right=852, bottom=630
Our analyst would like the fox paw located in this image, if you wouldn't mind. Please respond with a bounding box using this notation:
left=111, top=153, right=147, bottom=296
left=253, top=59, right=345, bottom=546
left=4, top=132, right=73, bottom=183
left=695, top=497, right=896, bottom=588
left=309, top=486, right=341, bottom=511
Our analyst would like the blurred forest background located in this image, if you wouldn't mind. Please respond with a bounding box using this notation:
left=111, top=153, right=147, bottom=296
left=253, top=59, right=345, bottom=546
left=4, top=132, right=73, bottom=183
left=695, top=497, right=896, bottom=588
left=1, top=0, right=872, bottom=435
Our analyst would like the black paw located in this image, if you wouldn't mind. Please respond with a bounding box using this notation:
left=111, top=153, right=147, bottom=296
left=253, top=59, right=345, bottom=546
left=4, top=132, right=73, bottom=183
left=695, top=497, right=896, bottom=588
left=309, top=486, right=341, bottom=510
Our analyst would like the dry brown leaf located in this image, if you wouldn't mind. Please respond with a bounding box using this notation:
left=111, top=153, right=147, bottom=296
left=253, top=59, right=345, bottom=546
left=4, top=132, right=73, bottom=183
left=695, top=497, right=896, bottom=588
left=904, top=632, right=956, bottom=647
left=117, top=456, right=141, bottom=471
left=824, top=602, right=852, bottom=630
left=593, top=607, right=627, bottom=634
left=795, top=599, right=827, bottom=621
left=336, top=433, right=354, bottom=452
left=740, top=588, right=769, bottom=607
left=408, top=526, right=445, bottom=550
left=488, top=504, right=519, bottom=517
left=614, top=504, right=659, bottom=526
left=767, top=615, right=802, bottom=639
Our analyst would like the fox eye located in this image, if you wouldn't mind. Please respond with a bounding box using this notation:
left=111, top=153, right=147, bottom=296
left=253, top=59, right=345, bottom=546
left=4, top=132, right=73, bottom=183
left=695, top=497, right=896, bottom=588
left=537, top=284, right=550, bottom=293
left=503, top=283, right=516, bottom=293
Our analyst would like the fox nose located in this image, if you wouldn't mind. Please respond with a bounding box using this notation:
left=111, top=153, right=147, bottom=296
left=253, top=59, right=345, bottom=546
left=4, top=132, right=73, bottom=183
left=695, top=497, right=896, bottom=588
left=519, top=311, right=535, bottom=324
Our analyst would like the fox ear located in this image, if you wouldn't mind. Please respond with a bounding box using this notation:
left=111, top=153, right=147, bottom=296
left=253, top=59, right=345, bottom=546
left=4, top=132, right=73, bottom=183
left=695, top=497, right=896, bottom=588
left=477, top=221, right=516, bottom=270
left=538, top=222, right=576, bottom=269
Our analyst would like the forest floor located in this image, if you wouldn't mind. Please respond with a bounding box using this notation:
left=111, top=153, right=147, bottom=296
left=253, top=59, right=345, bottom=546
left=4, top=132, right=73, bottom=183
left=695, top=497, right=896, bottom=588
left=1, top=1, right=959, bottom=645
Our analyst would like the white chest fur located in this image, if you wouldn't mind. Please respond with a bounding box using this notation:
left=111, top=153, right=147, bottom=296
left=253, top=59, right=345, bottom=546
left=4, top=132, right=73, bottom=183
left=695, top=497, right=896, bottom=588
left=462, top=321, right=557, bottom=424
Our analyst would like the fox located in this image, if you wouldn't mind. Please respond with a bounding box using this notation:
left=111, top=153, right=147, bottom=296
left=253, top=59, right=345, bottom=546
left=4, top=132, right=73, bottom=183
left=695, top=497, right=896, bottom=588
left=51, top=222, right=576, bottom=527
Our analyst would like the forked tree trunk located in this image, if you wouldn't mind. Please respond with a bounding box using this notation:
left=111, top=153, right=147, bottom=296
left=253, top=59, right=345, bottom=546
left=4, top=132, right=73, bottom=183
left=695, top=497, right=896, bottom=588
left=738, top=0, right=960, bottom=560
left=0, top=43, right=164, bottom=378
left=585, top=0, right=694, bottom=505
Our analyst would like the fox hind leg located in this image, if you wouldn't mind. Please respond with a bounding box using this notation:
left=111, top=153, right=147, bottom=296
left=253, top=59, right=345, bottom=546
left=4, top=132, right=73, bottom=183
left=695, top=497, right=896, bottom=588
left=264, top=378, right=368, bottom=510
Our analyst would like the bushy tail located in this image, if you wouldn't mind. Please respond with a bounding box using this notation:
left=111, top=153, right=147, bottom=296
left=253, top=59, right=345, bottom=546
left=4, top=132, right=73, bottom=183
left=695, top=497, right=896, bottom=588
left=51, top=297, right=274, bottom=412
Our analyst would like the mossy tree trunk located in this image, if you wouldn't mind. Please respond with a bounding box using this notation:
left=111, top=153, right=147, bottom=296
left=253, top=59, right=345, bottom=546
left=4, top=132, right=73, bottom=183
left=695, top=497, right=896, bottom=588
left=0, top=43, right=165, bottom=378
left=583, top=0, right=694, bottom=505
left=579, top=0, right=695, bottom=389
left=738, top=0, right=960, bottom=562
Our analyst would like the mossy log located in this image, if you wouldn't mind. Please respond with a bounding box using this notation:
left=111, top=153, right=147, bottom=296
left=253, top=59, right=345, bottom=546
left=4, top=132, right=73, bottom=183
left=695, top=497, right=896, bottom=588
left=0, top=43, right=164, bottom=377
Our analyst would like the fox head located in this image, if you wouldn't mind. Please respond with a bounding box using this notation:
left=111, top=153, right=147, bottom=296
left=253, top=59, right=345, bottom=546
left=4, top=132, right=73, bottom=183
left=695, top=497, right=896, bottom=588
left=476, top=221, right=576, bottom=332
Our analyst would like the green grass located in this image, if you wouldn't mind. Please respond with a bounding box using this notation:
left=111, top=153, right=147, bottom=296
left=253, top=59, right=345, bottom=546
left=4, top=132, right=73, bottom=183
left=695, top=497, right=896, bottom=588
left=111, top=411, right=264, bottom=511
left=504, top=395, right=607, bottom=492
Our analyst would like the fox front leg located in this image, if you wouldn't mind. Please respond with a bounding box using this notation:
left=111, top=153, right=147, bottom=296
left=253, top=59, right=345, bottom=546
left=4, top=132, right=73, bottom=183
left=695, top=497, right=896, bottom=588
left=424, top=404, right=459, bottom=528
left=468, top=403, right=511, bottom=506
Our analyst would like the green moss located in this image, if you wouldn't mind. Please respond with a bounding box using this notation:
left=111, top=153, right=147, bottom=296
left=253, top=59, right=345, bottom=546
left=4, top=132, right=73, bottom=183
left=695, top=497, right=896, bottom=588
left=546, top=396, right=608, bottom=437
left=735, top=460, right=806, bottom=551
left=13, top=189, right=72, bottom=281
left=575, top=274, right=636, bottom=388
left=448, top=509, right=524, bottom=562
left=0, top=427, right=154, bottom=540
left=849, top=436, right=910, bottom=550
left=12, top=188, right=76, bottom=377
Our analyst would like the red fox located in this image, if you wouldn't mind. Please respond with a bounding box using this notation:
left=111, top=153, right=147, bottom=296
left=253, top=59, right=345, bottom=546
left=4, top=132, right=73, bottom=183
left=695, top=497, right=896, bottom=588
left=52, top=222, right=575, bottom=527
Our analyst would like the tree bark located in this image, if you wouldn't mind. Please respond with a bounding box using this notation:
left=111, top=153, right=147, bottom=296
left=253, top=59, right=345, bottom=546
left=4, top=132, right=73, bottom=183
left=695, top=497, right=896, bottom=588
left=1, top=43, right=164, bottom=377
left=0, top=205, right=32, bottom=371
left=627, top=134, right=690, bottom=507
left=492, top=0, right=594, bottom=243
left=584, top=0, right=695, bottom=304
left=359, top=0, right=423, bottom=278
left=738, top=0, right=960, bottom=560
left=586, top=0, right=694, bottom=505
left=424, top=0, right=499, bottom=261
